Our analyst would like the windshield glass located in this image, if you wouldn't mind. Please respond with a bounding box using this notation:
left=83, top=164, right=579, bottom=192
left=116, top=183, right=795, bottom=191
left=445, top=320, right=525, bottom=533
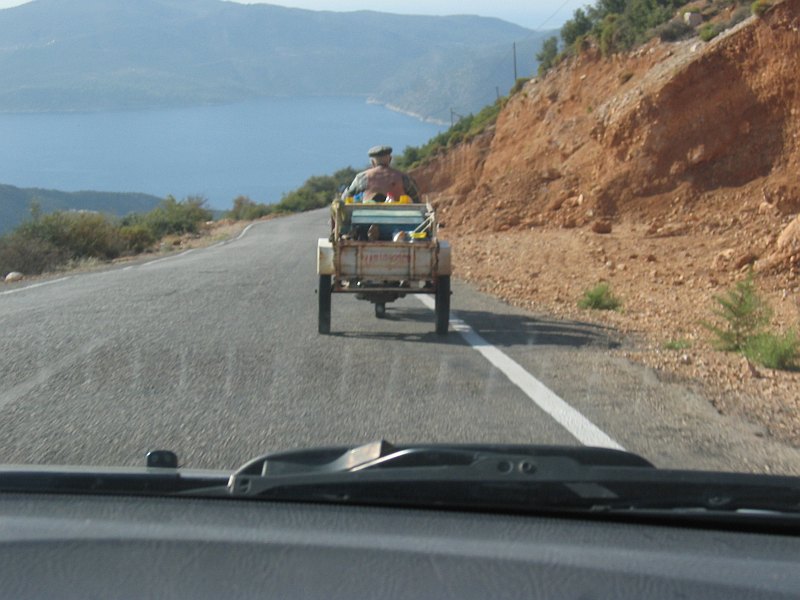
left=0, top=0, right=799, bottom=490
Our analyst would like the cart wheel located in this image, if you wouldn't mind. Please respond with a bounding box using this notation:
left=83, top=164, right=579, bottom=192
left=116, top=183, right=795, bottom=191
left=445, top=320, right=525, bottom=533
left=318, top=275, right=332, bottom=334
left=435, top=276, right=450, bottom=335
left=375, top=303, right=386, bottom=319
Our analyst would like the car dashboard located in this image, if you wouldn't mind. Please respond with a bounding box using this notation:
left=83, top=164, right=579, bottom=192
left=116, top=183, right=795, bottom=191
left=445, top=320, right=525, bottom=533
left=0, top=491, right=797, bottom=599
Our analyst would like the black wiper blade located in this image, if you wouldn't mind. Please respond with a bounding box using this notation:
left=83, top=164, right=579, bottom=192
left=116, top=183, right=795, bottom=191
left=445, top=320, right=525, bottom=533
left=225, top=441, right=800, bottom=520
left=232, top=440, right=652, bottom=477
left=227, top=440, right=654, bottom=499
left=0, top=464, right=228, bottom=497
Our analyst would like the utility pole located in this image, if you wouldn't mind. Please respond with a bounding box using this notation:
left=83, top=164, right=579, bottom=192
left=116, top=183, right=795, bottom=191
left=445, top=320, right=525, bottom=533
left=496, top=86, right=501, bottom=102
left=450, top=108, right=464, bottom=127
left=513, top=42, right=518, bottom=81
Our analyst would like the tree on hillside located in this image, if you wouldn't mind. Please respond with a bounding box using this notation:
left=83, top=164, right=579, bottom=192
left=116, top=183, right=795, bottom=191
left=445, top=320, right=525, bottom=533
left=561, top=8, right=593, bottom=48
left=536, top=37, right=559, bottom=76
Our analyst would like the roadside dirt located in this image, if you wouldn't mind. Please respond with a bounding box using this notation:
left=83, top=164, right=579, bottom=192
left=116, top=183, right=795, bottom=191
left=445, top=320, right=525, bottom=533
left=412, top=0, right=800, bottom=446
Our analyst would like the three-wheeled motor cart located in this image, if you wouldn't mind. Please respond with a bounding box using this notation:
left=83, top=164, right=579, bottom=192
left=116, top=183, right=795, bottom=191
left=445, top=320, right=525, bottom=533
left=317, top=200, right=451, bottom=334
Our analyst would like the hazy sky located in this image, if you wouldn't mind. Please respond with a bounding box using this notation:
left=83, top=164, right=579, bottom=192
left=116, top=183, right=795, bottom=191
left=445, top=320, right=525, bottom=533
left=0, top=0, right=586, bottom=30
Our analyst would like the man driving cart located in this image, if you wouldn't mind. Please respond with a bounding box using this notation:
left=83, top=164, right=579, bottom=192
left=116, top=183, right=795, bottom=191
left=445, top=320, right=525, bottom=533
left=342, top=145, right=421, bottom=204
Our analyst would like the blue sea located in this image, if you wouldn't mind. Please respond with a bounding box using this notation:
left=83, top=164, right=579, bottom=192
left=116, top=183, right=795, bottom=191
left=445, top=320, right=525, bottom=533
left=0, top=97, right=444, bottom=210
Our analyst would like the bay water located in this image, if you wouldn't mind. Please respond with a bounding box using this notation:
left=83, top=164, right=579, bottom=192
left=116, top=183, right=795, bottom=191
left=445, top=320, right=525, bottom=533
left=0, top=97, right=444, bottom=210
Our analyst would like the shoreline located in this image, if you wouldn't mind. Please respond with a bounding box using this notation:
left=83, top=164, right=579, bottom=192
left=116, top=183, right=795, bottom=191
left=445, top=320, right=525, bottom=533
left=366, top=98, right=448, bottom=126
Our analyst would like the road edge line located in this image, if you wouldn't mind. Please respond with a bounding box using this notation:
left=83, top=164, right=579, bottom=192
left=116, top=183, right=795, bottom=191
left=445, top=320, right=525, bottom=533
left=416, top=295, right=624, bottom=450
left=0, top=276, right=72, bottom=296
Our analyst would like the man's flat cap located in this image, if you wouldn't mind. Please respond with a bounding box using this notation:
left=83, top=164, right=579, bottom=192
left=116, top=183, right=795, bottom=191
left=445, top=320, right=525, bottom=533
left=368, top=145, right=393, bottom=157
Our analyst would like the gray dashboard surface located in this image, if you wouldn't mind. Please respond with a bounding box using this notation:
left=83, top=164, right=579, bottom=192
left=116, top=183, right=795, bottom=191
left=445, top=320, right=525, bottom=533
left=0, top=493, right=798, bottom=599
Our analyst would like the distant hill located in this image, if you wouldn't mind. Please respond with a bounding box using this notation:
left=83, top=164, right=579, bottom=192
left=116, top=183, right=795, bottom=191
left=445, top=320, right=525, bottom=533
left=0, top=0, right=552, bottom=120
left=0, top=184, right=162, bottom=235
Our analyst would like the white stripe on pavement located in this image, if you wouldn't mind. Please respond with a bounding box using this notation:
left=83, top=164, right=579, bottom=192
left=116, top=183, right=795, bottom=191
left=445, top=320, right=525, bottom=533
left=236, top=223, right=256, bottom=240
left=416, top=295, right=624, bottom=450
left=0, top=277, right=72, bottom=296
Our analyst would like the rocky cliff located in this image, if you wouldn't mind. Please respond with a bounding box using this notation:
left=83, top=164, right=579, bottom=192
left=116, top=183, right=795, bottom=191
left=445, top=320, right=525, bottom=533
left=412, top=0, right=800, bottom=443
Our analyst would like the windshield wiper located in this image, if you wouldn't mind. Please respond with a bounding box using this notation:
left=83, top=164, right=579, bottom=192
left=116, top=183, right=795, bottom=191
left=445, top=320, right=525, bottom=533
left=2, top=442, right=798, bottom=525
left=223, top=440, right=800, bottom=519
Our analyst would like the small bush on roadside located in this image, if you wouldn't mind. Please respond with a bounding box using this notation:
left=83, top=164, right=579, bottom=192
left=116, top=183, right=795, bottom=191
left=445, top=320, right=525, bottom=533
left=119, top=224, right=157, bottom=253
left=578, top=283, right=621, bottom=311
left=275, top=167, right=358, bottom=213
left=0, top=232, right=67, bottom=276
left=743, top=331, right=799, bottom=371
left=16, top=211, right=124, bottom=261
left=702, top=270, right=771, bottom=352
left=226, top=195, right=273, bottom=221
left=663, top=339, right=692, bottom=350
left=142, top=195, right=213, bottom=238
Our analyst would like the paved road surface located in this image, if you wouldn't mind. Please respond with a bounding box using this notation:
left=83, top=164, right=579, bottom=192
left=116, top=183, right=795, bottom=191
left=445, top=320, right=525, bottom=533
left=2, top=209, right=799, bottom=474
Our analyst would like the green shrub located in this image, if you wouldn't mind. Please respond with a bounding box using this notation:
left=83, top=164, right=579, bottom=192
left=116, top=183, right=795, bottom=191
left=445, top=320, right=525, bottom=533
left=226, top=195, right=273, bottom=221
left=16, top=211, right=124, bottom=261
left=142, top=195, right=213, bottom=238
left=394, top=100, right=504, bottom=170
left=702, top=271, right=771, bottom=351
left=509, top=77, right=531, bottom=96
left=699, top=23, right=722, bottom=41
left=275, top=167, right=357, bottom=213
left=743, top=330, right=799, bottom=370
left=562, top=8, right=593, bottom=48
left=656, top=19, right=695, bottom=41
left=578, top=282, right=621, bottom=311
left=598, top=14, right=628, bottom=56
left=663, top=338, right=692, bottom=350
left=119, top=224, right=157, bottom=253
left=0, top=232, right=67, bottom=276
left=751, top=0, right=771, bottom=16
left=536, top=36, right=559, bottom=76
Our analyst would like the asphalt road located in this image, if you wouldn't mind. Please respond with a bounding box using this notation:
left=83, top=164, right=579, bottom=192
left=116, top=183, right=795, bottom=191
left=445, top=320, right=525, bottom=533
left=2, top=209, right=800, bottom=474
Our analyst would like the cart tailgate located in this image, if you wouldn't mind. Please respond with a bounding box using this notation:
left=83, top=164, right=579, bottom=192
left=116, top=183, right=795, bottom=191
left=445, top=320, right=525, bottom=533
left=337, top=242, right=436, bottom=279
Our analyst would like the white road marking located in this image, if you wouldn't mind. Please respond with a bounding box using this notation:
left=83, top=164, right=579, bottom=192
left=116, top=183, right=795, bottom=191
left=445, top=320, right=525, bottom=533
left=236, top=223, right=255, bottom=240
left=416, top=295, right=624, bottom=450
left=0, top=277, right=72, bottom=296
left=0, top=337, right=110, bottom=410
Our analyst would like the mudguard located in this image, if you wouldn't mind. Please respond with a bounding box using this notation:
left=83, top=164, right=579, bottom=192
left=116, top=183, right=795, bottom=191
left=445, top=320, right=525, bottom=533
left=317, top=238, right=334, bottom=275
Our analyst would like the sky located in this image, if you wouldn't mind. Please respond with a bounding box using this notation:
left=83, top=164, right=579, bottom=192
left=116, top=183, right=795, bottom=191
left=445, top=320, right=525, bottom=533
left=0, top=0, right=587, bottom=30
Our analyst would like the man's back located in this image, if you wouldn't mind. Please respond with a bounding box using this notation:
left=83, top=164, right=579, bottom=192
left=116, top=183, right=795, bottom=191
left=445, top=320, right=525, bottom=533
left=363, top=164, right=406, bottom=201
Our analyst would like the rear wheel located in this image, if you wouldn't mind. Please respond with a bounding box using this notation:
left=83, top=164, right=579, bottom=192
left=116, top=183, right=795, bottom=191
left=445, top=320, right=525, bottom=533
left=375, top=303, right=386, bottom=319
left=435, top=276, right=450, bottom=335
left=318, top=275, right=332, bottom=334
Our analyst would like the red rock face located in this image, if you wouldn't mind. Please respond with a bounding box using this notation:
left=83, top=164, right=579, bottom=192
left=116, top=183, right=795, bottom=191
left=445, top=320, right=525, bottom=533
left=410, top=0, right=800, bottom=446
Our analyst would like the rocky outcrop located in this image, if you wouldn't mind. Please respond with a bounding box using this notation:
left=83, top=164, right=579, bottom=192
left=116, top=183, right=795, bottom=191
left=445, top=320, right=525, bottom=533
left=413, top=0, right=799, bottom=272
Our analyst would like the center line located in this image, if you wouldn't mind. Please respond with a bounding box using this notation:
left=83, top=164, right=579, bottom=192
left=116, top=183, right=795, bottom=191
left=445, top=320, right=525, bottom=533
left=416, top=295, right=624, bottom=450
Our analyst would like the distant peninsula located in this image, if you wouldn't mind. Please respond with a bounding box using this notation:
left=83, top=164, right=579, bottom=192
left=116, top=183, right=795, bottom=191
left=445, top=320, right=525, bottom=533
left=0, top=184, right=162, bottom=235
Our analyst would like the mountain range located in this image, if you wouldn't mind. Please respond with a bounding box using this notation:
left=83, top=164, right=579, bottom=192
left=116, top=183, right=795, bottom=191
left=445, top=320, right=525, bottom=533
left=0, top=0, right=552, bottom=120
